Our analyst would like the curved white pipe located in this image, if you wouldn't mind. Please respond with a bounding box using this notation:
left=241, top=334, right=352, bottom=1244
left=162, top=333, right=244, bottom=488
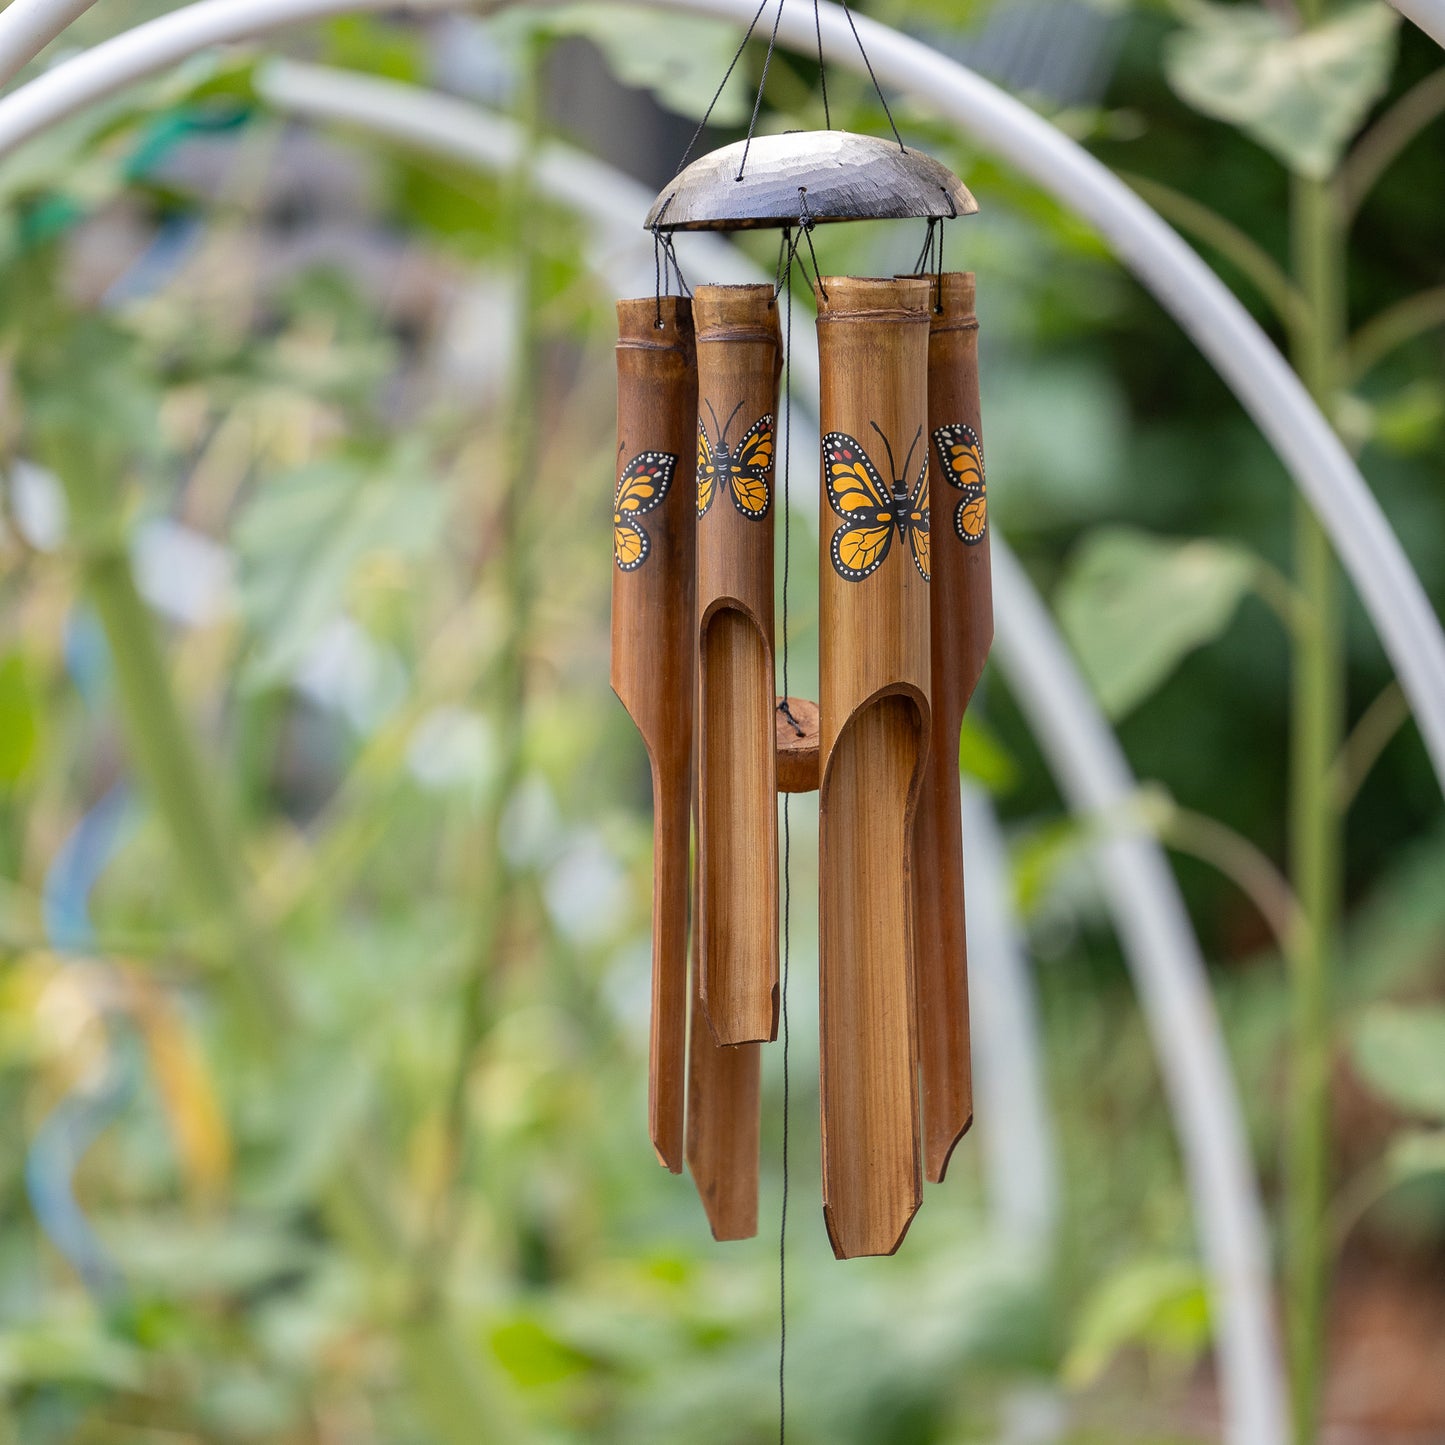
left=253, top=61, right=1285, bottom=1445
left=961, top=783, right=1061, bottom=1253
left=1391, top=0, right=1445, bottom=48
left=0, top=1, right=1439, bottom=808
left=991, top=542, right=1284, bottom=1445
left=0, top=0, right=99, bottom=85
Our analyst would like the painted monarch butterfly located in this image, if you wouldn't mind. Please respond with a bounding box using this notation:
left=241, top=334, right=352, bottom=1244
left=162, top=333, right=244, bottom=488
left=697, top=399, right=773, bottom=519
left=823, top=423, right=930, bottom=583
left=613, top=449, right=676, bottom=572
left=932, top=423, right=986, bottom=545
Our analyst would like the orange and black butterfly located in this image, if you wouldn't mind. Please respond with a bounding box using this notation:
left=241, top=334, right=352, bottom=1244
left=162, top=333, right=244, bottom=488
left=697, top=400, right=773, bottom=520
left=932, top=423, right=986, bottom=545
left=612, top=449, right=676, bottom=572
left=823, top=423, right=930, bottom=583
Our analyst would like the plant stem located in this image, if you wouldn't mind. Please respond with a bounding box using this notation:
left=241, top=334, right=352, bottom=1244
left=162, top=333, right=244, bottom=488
left=1285, top=165, right=1346, bottom=1445
left=43, top=323, right=507, bottom=1443
left=1335, top=67, right=1445, bottom=223
left=1119, top=170, right=1310, bottom=334
left=1346, top=284, right=1445, bottom=381
left=81, top=546, right=287, bottom=1037
left=431, top=33, right=546, bottom=1260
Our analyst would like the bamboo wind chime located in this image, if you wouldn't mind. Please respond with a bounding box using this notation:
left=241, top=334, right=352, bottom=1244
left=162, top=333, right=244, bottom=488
left=609, top=17, right=993, bottom=1260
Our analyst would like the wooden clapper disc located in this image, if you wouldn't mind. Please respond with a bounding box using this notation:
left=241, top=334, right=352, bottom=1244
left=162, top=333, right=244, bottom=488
left=611, top=296, right=697, bottom=1171
left=907, top=271, right=993, bottom=1182
left=693, top=284, right=782, bottom=1047
left=815, top=277, right=933, bottom=1258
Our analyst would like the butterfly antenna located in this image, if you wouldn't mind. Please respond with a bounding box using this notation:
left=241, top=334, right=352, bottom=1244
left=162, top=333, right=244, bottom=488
left=721, top=398, right=745, bottom=446
left=902, top=426, right=923, bottom=485
left=869, top=420, right=901, bottom=490
left=704, top=397, right=723, bottom=441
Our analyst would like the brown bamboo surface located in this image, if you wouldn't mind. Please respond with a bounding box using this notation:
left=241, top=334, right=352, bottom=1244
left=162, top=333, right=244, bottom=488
left=693, top=284, right=781, bottom=1048
left=611, top=295, right=696, bottom=1173
left=685, top=814, right=761, bottom=1241
left=903, top=271, right=993, bottom=1183
left=814, top=276, right=932, bottom=1259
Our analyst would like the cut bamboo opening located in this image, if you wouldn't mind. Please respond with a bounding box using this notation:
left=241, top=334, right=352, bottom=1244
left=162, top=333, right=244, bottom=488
left=905, top=271, right=993, bottom=1183
left=611, top=295, right=697, bottom=1172
left=685, top=810, right=761, bottom=1240
left=815, top=276, right=932, bottom=1259
left=693, top=284, right=781, bottom=1048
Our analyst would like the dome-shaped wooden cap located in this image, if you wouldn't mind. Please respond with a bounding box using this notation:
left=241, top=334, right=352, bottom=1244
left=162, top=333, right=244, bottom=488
left=646, top=131, right=977, bottom=232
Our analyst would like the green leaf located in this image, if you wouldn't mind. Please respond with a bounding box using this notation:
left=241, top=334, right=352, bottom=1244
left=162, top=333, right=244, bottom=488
left=100, top=1216, right=317, bottom=1296
left=1351, top=1004, right=1445, bottom=1120
left=233, top=449, right=446, bottom=687
left=1056, top=527, right=1256, bottom=720
left=490, top=1316, right=599, bottom=1389
left=1164, top=2, right=1399, bottom=179
left=0, top=1322, right=144, bottom=1390
left=1370, top=379, right=1445, bottom=455
left=545, top=6, right=752, bottom=124
left=0, top=652, right=40, bottom=784
left=323, top=16, right=425, bottom=83
left=1010, top=817, right=1088, bottom=918
left=1385, top=1129, right=1445, bottom=1183
left=1063, top=1258, right=1210, bottom=1387
left=958, top=713, right=1018, bottom=794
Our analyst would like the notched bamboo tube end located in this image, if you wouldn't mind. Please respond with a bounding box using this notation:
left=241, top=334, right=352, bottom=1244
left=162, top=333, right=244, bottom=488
left=616, top=294, right=695, bottom=348
left=775, top=696, right=820, bottom=794
left=815, top=274, right=931, bottom=321
left=899, top=269, right=976, bottom=323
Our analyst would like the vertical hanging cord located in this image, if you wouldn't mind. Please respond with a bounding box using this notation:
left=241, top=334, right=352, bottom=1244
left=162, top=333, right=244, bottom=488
left=676, top=0, right=770, bottom=174
left=738, top=0, right=789, bottom=180
left=813, top=0, right=831, bottom=129
left=911, top=216, right=938, bottom=278
left=776, top=234, right=795, bottom=1445
left=838, top=0, right=905, bottom=150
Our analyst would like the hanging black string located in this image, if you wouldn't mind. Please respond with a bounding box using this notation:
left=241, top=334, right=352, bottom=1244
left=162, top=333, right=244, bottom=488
left=813, top=0, right=831, bottom=129
left=676, top=0, right=771, bottom=174
left=738, top=0, right=789, bottom=180
left=663, top=231, right=692, bottom=297
left=911, top=216, right=939, bottom=278
left=775, top=227, right=797, bottom=1445
left=934, top=203, right=946, bottom=309
left=673, top=0, right=904, bottom=188
left=798, top=190, right=827, bottom=302
left=837, top=0, right=904, bottom=150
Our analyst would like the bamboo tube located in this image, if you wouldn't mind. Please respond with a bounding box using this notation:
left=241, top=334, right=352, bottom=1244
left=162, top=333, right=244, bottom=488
left=814, top=276, right=932, bottom=1259
left=685, top=803, right=761, bottom=1240
left=612, top=295, right=697, bottom=1173
left=692, top=284, right=781, bottom=1048
left=904, top=271, right=992, bottom=1183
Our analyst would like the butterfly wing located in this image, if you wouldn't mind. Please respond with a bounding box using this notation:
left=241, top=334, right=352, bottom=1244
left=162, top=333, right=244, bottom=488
left=615, top=451, right=675, bottom=516
left=697, top=424, right=716, bottom=517
left=823, top=431, right=896, bottom=581
left=933, top=423, right=987, bottom=545
left=824, top=431, right=892, bottom=519
left=727, top=413, right=774, bottom=518
left=613, top=451, right=675, bottom=572
left=906, top=453, right=930, bottom=582
left=614, top=519, right=649, bottom=571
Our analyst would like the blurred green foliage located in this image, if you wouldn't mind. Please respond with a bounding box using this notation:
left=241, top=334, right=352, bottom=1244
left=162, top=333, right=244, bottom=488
left=0, top=3, right=1441, bottom=1443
